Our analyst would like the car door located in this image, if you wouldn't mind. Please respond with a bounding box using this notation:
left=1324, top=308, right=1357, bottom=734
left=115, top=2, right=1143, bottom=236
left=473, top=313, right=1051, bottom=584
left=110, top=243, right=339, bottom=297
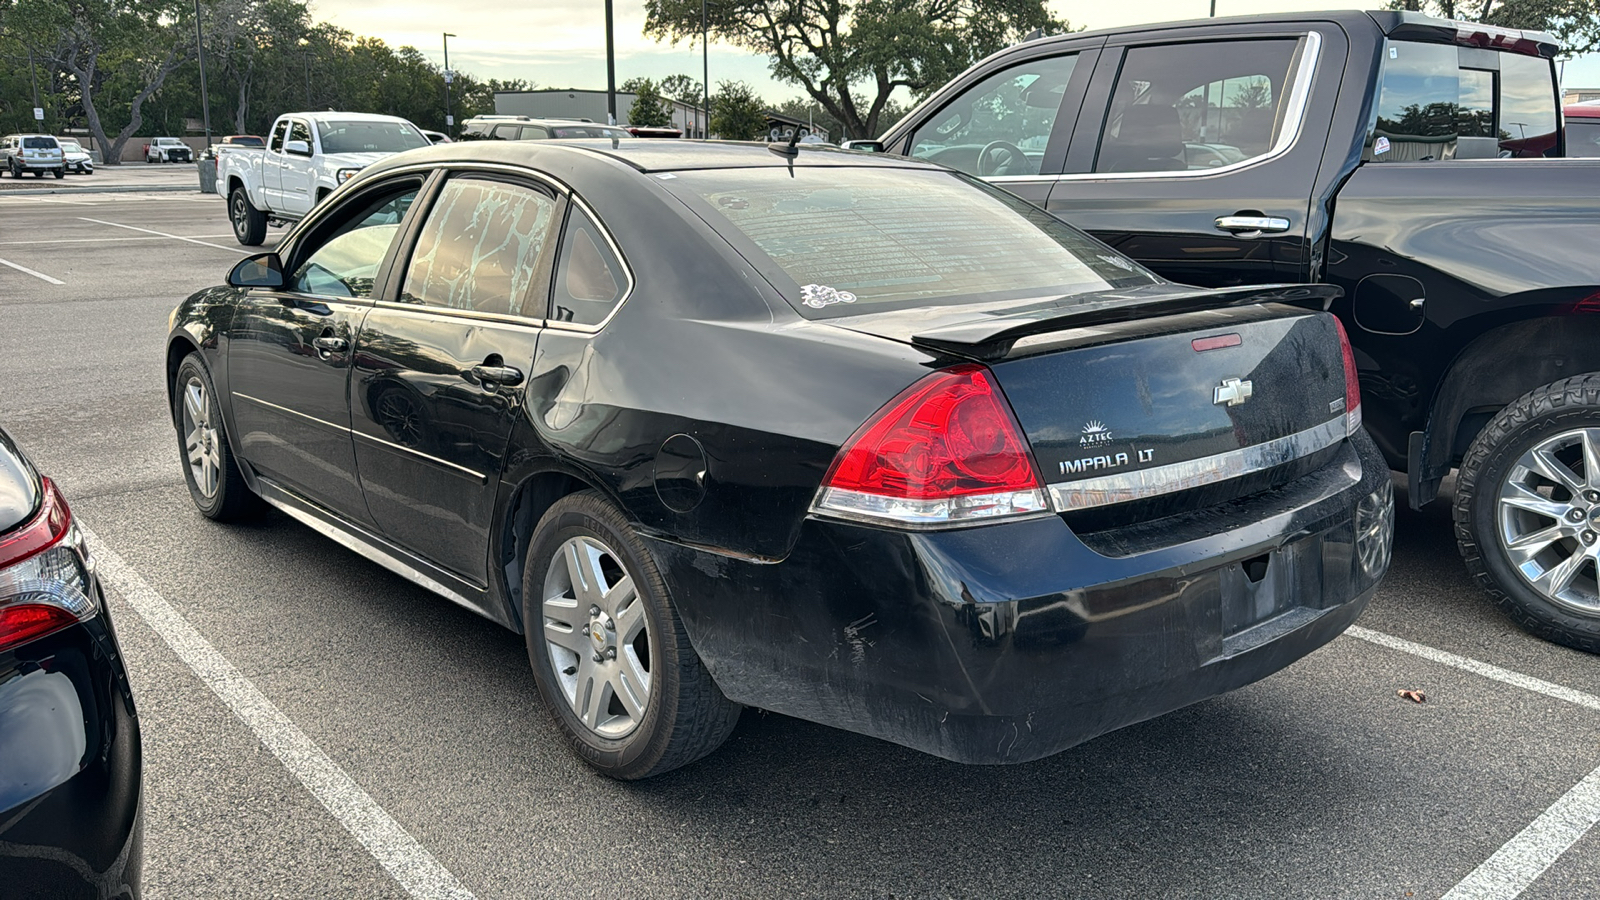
left=888, top=39, right=1103, bottom=209
left=1045, top=22, right=1347, bottom=287
left=349, top=170, right=560, bottom=584
left=279, top=118, right=318, bottom=218
left=226, top=172, right=429, bottom=526
left=263, top=120, right=290, bottom=209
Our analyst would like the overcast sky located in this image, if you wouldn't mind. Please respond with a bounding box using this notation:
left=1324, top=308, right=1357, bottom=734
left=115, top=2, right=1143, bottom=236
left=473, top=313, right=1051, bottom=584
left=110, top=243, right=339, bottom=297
left=309, top=0, right=1600, bottom=105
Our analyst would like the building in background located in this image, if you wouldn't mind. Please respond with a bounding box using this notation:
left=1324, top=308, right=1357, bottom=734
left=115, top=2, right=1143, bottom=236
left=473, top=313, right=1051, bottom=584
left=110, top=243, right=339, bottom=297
left=494, top=89, right=706, bottom=137
left=1565, top=87, right=1600, bottom=104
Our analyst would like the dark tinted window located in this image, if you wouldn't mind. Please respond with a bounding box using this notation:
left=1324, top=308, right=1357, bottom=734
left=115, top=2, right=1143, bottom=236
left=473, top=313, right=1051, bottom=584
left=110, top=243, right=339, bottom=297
left=1095, top=39, right=1302, bottom=173
left=1568, top=121, right=1600, bottom=157
left=908, top=53, right=1078, bottom=177
left=23, top=136, right=57, bottom=149
left=229, top=135, right=265, bottom=147
left=402, top=177, right=559, bottom=318
left=1499, top=53, right=1559, bottom=156
left=289, top=185, right=419, bottom=297
left=318, top=120, right=428, bottom=154
left=1370, top=41, right=1560, bottom=160
left=289, top=119, right=312, bottom=146
left=549, top=125, right=628, bottom=139
left=675, top=167, right=1155, bottom=314
left=550, top=205, right=627, bottom=326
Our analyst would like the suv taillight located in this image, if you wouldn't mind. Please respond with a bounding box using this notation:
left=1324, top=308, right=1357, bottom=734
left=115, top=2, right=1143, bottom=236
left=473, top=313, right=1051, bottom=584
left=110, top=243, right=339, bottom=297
left=0, top=478, right=97, bottom=653
left=811, top=364, right=1048, bottom=527
left=1332, top=315, right=1362, bottom=434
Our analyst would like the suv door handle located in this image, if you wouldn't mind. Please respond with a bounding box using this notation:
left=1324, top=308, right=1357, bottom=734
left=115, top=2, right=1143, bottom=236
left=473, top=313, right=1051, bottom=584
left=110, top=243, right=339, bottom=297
left=1215, top=215, right=1291, bottom=235
left=312, top=335, right=348, bottom=353
left=470, top=365, right=525, bottom=387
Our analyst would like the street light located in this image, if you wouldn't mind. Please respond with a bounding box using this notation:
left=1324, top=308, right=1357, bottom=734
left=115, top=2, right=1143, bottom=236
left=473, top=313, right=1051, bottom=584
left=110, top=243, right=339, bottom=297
left=702, top=0, right=710, bottom=138
left=443, top=33, right=456, bottom=137
left=297, top=37, right=311, bottom=107
left=604, top=2, right=617, bottom=126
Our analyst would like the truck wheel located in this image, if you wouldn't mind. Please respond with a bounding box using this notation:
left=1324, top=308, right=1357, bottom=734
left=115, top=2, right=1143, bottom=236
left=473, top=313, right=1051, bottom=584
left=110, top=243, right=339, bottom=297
left=230, top=187, right=267, bottom=246
left=52, top=168, right=64, bottom=179
left=1455, top=374, right=1600, bottom=653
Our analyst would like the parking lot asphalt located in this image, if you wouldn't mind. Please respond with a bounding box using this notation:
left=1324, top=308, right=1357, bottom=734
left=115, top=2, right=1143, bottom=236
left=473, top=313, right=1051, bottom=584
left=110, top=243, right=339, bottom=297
left=1, top=190, right=1596, bottom=899
left=0, top=162, right=204, bottom=194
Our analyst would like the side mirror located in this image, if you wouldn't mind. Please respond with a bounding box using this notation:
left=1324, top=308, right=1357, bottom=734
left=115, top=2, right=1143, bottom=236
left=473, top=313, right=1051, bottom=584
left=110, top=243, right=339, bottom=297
left=841, top=140, right=887, bottom=153
left=284, top=139, right=312, bottom=157
left=229, top=252, right=285, bottom=289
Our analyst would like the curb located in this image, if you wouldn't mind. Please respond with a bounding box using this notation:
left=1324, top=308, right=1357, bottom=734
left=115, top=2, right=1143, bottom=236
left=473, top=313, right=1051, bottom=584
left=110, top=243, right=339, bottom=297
left=0, top=183, right=206, bottom=197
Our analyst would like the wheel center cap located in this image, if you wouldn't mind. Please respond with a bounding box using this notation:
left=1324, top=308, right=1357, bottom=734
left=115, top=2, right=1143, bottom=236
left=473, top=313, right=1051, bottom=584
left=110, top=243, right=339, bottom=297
left=590, top=611, right=615, bottom=653
left=1588, top=506, right=1600, bottom=525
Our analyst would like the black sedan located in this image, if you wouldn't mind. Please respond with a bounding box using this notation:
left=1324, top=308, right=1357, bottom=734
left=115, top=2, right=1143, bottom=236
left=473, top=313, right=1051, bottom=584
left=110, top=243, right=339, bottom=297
left=166, top=139, right=1392, bottom=779
left=0, top=427, right=143, bottom=897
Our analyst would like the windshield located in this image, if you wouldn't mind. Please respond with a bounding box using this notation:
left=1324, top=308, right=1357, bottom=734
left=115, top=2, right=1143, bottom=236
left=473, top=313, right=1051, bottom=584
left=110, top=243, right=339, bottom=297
left=670, top=166, right=1157, bottom=316
left=58, top=139, right=81, bottom=150
left=317, top=120, right=429, bottom=154
left=551, top=125, right=630, bottom=139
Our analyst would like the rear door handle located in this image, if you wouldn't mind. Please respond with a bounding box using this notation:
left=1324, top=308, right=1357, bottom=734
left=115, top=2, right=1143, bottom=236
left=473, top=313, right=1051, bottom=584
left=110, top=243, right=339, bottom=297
left=1214, top=215, right=1291, bottom=235
left=312, top=336, right=347, bottom=353
left=470, top=365, right=525, bottom=387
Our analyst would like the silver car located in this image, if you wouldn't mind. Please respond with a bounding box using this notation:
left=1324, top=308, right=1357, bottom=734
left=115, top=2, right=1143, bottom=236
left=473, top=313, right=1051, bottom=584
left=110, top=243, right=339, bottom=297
left=56, top=137, right=94, bottom=174
left=0, top=134, right=65, bottom=179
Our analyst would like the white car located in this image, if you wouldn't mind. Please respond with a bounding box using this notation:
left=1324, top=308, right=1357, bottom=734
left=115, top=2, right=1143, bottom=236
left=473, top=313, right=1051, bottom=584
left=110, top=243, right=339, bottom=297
left=145, top=137, right=193, bottom=163
left=217, top=111, right=430, bottom=245
left=57, top=137, right=94, bottom=174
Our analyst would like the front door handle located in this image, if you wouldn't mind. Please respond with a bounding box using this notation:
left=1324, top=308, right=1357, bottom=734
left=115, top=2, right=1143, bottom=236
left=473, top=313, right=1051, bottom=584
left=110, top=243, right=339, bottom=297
left=470, top=364, right=525, bottom=388
left=1215, top=215, right=1291, bottom=235
left=312, top=335, right=348, bottom=353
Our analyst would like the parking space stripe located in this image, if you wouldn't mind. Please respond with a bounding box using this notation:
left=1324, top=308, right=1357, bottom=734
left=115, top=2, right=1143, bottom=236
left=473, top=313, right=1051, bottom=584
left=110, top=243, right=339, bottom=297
left=0, top=234, right=236, bottom=246
left=1441, top=761, right=1600, bottom=900
left=83, top=527, right=478, bottom=900
left=76, top=217, right=244, bottom=252
left=1345, top=626, right=1600, bottom=711
left=0, top=256, right=65, bottom=285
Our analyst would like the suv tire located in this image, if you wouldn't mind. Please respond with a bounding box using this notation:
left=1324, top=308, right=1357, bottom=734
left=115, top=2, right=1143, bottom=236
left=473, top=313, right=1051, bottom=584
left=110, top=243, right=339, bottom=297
left=230, top=186, right=267, bottom=246
left=522, top=491, right=741, bottom=779
left=1455, top=374, right=1600, bottom=653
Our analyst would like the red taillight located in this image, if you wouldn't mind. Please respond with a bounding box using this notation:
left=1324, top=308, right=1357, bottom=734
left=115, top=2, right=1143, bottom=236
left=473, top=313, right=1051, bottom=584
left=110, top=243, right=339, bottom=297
left=1331, top=315, right=1362, bottom=432
left=813, top=365, right=1047, bottom=526
left=0, top=478, right=94, bottom=653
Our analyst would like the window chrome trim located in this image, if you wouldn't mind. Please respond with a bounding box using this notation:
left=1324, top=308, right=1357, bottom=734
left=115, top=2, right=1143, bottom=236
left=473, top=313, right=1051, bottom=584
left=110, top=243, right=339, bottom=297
left=370, top=299, right=544, bottom=329
left=351, top=430, right=487, bottom=483
left=1057, top=30, right=1322, bottom=183
left=1047, top=412, right=1350, bottom=511
left=233, top=392, right=350, bottom=434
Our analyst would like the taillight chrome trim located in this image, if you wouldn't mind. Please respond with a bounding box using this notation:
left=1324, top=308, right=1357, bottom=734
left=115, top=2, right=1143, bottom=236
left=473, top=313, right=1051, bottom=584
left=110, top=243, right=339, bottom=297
left=1047, top=414, right=1354, bottom=512
left=811, top=486, right=1052, bottom=530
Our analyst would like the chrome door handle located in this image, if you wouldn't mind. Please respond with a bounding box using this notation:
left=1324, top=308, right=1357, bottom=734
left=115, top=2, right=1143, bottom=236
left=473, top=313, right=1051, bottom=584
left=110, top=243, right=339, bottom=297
left=312, top=336, right=348, bottom=353
left=470, top=365, right=525, bottom=387
left=1214, top=215, right=1291, bottom=235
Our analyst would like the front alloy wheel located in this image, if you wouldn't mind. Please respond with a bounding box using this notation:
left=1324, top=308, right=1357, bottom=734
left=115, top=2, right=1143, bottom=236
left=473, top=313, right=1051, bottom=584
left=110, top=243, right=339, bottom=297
left=181, top=375, right=222, bottom=500
left=172, top=353, right=257, bottom=520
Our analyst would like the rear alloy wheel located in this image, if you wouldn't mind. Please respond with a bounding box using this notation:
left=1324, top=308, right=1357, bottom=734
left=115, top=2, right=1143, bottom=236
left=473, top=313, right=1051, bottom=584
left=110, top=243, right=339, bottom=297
left=1456, top=375, right=1600, bottom=652
left=523, top=491, right=740, bottom=779
left=230, top=187, right=267, bottom=246
left=173, top=354, right=257, bottom=521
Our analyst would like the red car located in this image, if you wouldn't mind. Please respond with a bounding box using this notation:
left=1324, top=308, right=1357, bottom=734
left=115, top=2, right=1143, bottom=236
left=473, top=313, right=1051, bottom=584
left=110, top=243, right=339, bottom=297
left=625, top=125, right=683, bottom=138
left=1566, top=100, right=1600, bottom=157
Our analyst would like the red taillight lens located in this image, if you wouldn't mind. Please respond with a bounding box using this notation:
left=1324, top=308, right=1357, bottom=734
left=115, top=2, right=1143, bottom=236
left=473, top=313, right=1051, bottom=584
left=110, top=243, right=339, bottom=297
left=1331, top=315, right=1362, bottom=433
left=0, top=478, right=96, bottom=653
left=813, top=365, right=1048, bottom=526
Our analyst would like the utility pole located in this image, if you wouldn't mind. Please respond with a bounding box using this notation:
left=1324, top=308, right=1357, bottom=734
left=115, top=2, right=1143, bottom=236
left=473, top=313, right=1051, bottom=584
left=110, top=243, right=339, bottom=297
left=26, top=47, right=42, bottom=127
left=1210, top=0, right=1216, bottom=15
left=443, top=33, right=456, bottom=136
left=702, top=0, right=710, bottom=138
left=604, top=1, right=617, bottom=126
left=194, top=0, right=212, bottom=146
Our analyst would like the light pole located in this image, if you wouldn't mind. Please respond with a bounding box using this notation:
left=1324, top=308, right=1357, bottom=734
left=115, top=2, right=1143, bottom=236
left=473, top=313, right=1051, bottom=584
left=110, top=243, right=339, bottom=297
left=297, top=37, right=311, bottom=107
left=702, top=0, right=710, bottom=138
left=604, top=2, right=617, bottom=126
left=193, top=0, right=212, bottom=146
left=443, top=33, right=456, bottom=136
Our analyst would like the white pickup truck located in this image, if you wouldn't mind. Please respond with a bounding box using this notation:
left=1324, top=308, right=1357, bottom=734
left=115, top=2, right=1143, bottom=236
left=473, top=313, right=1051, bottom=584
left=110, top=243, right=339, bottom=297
left=218, top=111, right=430, bottom=245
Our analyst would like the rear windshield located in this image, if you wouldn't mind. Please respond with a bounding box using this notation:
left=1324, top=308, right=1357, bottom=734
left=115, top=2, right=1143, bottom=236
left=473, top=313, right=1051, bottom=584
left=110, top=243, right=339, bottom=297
left=670, top=166, right=1156, bottom=315
left=552, top=125, right=629, bottom=139
left=58, top=139, right=81, bottom=150
left=1367, top=40, right=1559, bottom=160
left=318, top=120, right=429, bottom=154
left=228, top=136, right=264, bottom=147
left=1568, top=120, right=1600, bottom=157
left=23, top=137, right=56, bottom=149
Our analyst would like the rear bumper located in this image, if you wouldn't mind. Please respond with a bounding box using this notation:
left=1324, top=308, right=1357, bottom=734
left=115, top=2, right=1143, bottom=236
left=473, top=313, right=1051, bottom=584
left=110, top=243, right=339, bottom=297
left=648, top=431, right=1391, bottom=764
left=13, top=159, right=62, bottom=171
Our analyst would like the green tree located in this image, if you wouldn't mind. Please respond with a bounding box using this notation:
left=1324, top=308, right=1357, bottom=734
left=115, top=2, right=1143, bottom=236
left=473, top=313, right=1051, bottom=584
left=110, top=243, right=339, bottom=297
left=621, top=77, right=673, bottom=126
left=1390, top=1, right=1600, bottom=55
left=645, top=0, right=1066, bottom=139
left=711, top=79, right=767, bottom=140
left=659, top=73, right=702, bottom=107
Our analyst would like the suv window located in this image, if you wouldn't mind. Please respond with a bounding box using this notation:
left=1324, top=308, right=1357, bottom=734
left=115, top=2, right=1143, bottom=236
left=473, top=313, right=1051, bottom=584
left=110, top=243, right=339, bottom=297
left=401, top=176, right=559, bottom=318
left=490, top=123, right=522, bottom=140
left=1368, top=41, right=1559, bottom=160
left=550, top=205, right=627, bottom=326
left=289, top=184, right=420, bottom=298
left=520, top=125, right=551, bottom=140
left=908, top=54, right=1078, bottom=177
left=23, top=136, right=58, bottom=150
left=1095, top=39, right=1302, bottom=173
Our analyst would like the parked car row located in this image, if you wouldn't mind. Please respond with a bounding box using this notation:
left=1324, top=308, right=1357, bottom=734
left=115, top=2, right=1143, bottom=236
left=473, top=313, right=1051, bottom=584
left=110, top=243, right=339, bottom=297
left=0, top=134, right=74, bottom=178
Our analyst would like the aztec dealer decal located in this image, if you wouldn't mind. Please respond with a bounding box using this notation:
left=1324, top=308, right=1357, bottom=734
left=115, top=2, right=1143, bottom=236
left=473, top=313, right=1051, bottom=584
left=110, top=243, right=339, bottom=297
left=1062, top=421, right=1155, bottom=475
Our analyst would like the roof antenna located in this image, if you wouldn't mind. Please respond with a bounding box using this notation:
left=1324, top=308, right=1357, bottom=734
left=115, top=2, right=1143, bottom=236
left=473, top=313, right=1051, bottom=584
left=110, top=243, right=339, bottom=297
left=768, top=126, right=801, bottom=158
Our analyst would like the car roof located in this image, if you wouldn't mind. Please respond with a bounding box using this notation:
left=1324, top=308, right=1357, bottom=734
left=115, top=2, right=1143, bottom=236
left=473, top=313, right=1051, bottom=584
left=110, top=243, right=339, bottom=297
left=1566, top=101, right=1600, bottom=118
left=460, top=138, right=944, bottom=173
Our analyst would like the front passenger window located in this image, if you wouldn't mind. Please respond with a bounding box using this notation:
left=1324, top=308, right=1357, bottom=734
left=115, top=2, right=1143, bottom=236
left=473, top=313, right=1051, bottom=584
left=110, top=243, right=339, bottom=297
left=908, top=54, right=1078, bottom=177
left=289, top=185, right=419, bottom=297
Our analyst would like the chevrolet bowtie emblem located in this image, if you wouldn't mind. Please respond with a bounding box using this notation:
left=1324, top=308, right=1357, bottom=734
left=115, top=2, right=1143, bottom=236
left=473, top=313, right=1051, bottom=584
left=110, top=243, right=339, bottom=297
left=1214, top=377, right=1253, bottom=407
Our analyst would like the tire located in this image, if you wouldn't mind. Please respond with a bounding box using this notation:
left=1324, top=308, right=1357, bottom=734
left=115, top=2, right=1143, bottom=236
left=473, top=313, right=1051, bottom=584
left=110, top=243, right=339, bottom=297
left=1455, top=374, right=1600, bottom=653
left=172, top=354, right=258, bottom=521
left=522, top=491, right=740, bottom=779
left=230, top=186, right=267, bottom=246
left=52, top=168, right=64, bottom=179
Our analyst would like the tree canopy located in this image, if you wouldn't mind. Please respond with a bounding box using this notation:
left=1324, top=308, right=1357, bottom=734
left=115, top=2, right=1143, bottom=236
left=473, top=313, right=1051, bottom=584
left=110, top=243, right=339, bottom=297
left=711, top=79, right=767, bottom=140
left=621, top=77, right=673, bottom=127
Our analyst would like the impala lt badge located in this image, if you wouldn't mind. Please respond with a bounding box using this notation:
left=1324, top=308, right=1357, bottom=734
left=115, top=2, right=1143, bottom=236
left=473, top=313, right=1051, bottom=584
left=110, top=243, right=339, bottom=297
left=1214, top=377, right=1253, bottom=407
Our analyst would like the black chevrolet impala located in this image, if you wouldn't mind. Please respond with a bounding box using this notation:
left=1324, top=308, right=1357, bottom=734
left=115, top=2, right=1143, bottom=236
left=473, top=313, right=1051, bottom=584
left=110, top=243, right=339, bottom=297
left=166, top=139, right=1392, bottom=778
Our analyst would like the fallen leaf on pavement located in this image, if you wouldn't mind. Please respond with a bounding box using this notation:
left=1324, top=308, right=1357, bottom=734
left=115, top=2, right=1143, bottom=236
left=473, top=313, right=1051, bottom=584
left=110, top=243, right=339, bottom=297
left=1397, top=689, right=1426, bottom=703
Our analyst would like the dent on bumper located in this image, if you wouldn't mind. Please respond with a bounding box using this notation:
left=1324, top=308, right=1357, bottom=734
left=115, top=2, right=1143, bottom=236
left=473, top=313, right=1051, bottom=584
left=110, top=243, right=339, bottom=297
left=649, top=433, right=1392, bottom=764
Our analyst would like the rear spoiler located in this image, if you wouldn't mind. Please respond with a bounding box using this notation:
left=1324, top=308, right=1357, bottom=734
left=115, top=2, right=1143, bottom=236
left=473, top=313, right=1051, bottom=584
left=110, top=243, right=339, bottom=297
left=910, top=283, right=1342, bottom=358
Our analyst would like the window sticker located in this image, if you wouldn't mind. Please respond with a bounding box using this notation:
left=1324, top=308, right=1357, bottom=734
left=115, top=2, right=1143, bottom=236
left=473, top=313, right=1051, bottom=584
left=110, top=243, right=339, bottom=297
left=1374, top=136, right=1391, bottom=155
left=801, top=284, right=857, bottom=308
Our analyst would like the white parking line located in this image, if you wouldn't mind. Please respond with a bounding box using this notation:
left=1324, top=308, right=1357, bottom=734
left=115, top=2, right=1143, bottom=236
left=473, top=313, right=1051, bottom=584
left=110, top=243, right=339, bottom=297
left=0, top=256, right=65, bottom=285
left=1345, top=626, right=1600, bottom=711
left=76, top=217, right=244, bottom=252
left=0, top=235, right=235, bottom=246
left=83, top=528, right=477, bottom=900
left=1441, top=762, right=1600, bottom=900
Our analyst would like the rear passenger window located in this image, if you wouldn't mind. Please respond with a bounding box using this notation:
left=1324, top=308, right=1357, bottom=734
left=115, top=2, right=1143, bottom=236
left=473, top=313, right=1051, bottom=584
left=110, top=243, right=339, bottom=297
left=1094, top=39, right=1303, bottom=173
left=401, top=176, right=559, bottom=318
left=550, top=205, right=627, bottom=327
left=1368, top=41, right=1559, bottom=161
